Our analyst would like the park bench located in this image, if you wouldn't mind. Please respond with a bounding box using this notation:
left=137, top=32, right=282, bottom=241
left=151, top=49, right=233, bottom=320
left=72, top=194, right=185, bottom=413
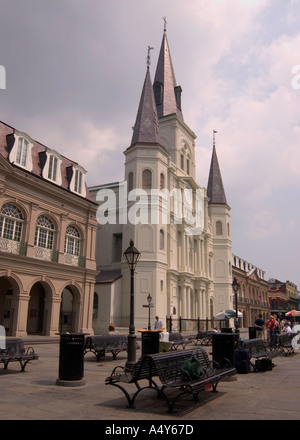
left=84, top=335, right=128, bottom=361
left=278, top=333, right=295, bottom=356
left=189, top=331, right=214, bottom=346
left=265, top=334, right=283, bottom=357
left=0, top=338, right=39, bottom=372
left=105, top=348, right=236, bottom=413
left=239, top=338, right=276, bottom=371
left=168, top=332, right=189, bottom=350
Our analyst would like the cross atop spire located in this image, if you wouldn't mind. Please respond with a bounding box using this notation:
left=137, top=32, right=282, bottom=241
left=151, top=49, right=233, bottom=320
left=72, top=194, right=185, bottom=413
left=162, top=16, right=167, bottom=32
left=213, top=130, right=217, bottom=149
left=147, top=46, right=154, bottom=68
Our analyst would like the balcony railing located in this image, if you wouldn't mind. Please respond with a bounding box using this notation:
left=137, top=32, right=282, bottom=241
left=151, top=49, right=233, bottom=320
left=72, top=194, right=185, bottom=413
left=0, top=237, right=27, bottom=256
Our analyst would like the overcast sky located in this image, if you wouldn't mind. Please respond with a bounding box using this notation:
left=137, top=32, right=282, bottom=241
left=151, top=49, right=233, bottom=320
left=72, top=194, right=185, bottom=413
left=0, top=0, right=300, bottom=288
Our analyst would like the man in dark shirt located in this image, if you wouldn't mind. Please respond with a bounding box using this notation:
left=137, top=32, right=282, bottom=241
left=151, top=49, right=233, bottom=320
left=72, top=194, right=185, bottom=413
left=255, top=314, right=265, bottom=339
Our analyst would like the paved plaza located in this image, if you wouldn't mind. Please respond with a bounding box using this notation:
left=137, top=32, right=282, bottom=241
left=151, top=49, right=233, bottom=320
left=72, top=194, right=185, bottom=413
left=1, top=334, right=300, bottom=423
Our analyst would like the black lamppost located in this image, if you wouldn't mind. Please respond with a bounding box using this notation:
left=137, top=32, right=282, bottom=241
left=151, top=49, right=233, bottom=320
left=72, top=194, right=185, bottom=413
left=232, top=277, right=239, bottom=331
left=147, top=293, right=152, bottom=330
left=123, top=239, right=141, bottom=370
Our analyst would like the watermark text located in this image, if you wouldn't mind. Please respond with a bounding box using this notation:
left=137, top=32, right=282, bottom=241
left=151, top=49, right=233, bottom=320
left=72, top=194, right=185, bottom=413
left=0, top=65, right=6, bottom=90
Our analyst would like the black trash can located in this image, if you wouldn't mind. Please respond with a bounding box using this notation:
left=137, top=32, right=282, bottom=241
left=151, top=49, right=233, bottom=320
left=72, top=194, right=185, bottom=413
left=141, top=331, right=160, bottom=355
left=249, top=327, right=257, bottom=339
left=212, top=333, right=235, bottom=368
left=221, top=327, right=232, bottom=333
left=57, top=333, right=85, bottom=386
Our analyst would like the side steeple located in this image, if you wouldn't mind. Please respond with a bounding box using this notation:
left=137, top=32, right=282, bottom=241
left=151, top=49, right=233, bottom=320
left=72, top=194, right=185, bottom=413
left=153, top=20, right=183, bottom=121
left=130, top=52, right=161, bottom=147
left=207, top=131, right=228, bottom=205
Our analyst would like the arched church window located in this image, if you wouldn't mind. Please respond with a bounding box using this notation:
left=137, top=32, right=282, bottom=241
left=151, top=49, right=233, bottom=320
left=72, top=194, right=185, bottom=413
left=216, top=221, right=222, bottom=236
left=159, top=229, right=164, bottom=250
left=160, top=173, right=165, bottom=190
left=128, top=172, right=133, bottom=192
left=142, top=169, right=152, bottom=190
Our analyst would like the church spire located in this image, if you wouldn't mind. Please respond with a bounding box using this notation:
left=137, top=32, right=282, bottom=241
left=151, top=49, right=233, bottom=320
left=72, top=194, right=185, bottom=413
left=130, top=49, right=161, bottom=147
left=207, top=131, right=228, bottom=205
left=153, top=18, right=183, bottom=121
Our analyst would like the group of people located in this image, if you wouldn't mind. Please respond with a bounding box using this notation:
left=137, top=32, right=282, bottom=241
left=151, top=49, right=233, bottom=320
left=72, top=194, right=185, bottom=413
left=254, top=314, right=293, bottom=340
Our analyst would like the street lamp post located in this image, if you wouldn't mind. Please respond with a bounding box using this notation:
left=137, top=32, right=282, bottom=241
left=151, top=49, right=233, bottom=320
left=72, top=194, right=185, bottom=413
left=147, top=293, right=152, bottom=330
left=123, top=239, right=141, bottom=371
left=232, top=277, right=239, bottom=332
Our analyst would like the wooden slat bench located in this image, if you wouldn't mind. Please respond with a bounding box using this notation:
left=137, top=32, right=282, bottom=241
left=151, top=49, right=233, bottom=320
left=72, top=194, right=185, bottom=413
left=0, top=338, right=39, bottom=372
left=84, top=335, right=128, bottom=361
left=105, top=348, right=236, bottom=413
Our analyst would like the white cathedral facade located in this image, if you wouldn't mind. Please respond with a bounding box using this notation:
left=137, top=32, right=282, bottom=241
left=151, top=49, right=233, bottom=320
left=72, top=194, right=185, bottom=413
left=89, top=27, right=233, bottom=334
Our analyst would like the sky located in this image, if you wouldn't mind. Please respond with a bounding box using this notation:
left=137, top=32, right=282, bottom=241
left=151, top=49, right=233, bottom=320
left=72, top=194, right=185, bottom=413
left=0, top=0, right=300, bottom=288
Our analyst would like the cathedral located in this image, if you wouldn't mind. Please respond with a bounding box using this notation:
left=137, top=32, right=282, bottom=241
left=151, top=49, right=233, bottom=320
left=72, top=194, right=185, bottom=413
left=89, top=25, right=233, bottom=334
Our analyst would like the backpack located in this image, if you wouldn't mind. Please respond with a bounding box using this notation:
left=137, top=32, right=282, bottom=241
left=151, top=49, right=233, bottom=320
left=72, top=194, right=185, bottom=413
left=180, top=356, right=205, bottom=381
left=255, top=358, right=273, bottom=372
left=234, top=349, right=251, bottom=374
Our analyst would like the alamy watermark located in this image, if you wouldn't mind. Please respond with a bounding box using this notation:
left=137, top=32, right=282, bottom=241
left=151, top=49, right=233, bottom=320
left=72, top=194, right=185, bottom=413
left=292, top=65, right=300, bottom=90
left=0, top=65, right=6, bottom=90
left=96, top=180, right=205, bottom=236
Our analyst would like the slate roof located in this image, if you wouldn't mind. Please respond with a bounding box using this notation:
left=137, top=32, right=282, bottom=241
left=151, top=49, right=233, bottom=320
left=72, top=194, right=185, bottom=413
left=130, top=67, right=162, bottom=147
left=207, top=145, right=228, bottom=205
left=0, top=120, right=94, bottom=202
left=95, top=270, right=122, bottom=284
left=154, top=30, right=183, bottom=121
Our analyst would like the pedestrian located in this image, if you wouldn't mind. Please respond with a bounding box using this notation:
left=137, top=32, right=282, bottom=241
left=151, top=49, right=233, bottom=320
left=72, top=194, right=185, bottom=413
left=108, top=323, right=119, bottom=335
left=282, top=322, right=292, bottom=334
left=254, top=314, right=265, bottom=340
left=274, top=319, right=280, bottom=334
left=266, top=315, right=276, bottom=341
left=154, top=316, right=163, bottom=330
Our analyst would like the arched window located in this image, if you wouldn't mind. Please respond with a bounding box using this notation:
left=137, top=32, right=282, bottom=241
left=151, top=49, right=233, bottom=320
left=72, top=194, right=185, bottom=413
left=160, top=173, right=165, bottom=190
left=159, top=229, right=164, bottom=250
left=142, top=169, right=152, bottom=190
left=128, top=172, right=133, bottom=192
left=93, top=292, right=99, bottom=319
left=64, top=225, right=80, bottom=256
left=0, top=203, right=24, bottom=241
left=216, top=221, right=222, bottom=236
left=34, top=215, right=54, bottom=249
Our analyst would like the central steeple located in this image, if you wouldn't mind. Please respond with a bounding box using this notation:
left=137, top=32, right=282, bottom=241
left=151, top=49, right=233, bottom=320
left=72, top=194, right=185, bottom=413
left=153, top=21, right=183, bottom=121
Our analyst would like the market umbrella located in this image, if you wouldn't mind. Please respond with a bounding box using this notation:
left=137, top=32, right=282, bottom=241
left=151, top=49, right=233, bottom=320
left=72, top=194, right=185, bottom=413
left=214, top=309, right=243, bottom=320
left=285, top=310, right=300, bottom=317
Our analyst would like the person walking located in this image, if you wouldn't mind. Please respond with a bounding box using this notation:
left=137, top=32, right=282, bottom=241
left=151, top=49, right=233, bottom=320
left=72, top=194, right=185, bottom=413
left=254, top=314, right=265, bottom=340
left=154, top=316, right=163, bottom=330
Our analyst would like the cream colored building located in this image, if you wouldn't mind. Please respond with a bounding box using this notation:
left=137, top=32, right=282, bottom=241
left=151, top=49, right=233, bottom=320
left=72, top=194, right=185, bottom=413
left=232, top=254, right=269, bottom=327
left=0, top=121, right=98, bottom=336
left=90, top=28, right=233, bottom=333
